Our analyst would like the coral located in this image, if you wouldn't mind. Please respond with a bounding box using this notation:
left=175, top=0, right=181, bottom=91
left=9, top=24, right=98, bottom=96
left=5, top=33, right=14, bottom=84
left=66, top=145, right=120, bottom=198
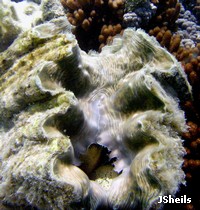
left=180, top=0, right=200, bottom=23
left=123, top=0, right=157, bottom=28
left=176, top=44, right=200, bottom=96
left=61, top=0, right=125, bottom=51
left=181, top=118, right=200, bottom=209
left=147, top=0, right=199, bottom=64
left=0, top=1, right=192, bottom=208
left=176, top=4, right=200, bottom=48
left=149, top=26, right=181, bottom=53
left=147, top=0, right=186, bottom=59
left=178, top=45, right=200, bottom=150
left=148, top=0, right=181, bottom=30
left=98, top=23, right=123, bottom=50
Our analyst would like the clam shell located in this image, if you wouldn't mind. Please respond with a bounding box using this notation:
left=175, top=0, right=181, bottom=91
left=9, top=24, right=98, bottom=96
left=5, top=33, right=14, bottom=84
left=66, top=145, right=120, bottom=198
left=0, top=2, right=192, bottom=209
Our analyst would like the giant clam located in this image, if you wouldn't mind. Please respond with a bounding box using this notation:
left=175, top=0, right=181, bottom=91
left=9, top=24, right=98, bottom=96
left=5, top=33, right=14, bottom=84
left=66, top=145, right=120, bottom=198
left=0, top=0, right=192, bottom=209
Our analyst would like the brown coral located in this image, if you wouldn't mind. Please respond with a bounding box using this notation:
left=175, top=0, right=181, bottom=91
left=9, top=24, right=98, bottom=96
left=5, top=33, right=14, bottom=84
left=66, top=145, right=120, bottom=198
left=179, top=42, right=200, bottom=209
left=149, top=0, right=181, bottom=29
left=177, top=45, right=200, bottom=101
left=98, top=23, right=123, bottom=50
left=148, top=0, right=182, bottom=54
left=61, top=0, right=125, bottom=51
left=148, top=26, right=181, bottom=53
left=179, top=44, right=200, bottom=210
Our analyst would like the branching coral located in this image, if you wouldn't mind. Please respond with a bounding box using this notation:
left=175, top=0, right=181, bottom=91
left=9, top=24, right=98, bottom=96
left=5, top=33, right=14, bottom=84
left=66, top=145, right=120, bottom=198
left=147, top=0, right=183, bottom=56
left=149, top=26, right=181, bottom=53
left=98, top=23, right=123, bottom=50
left=176, top=44, right=200, bottom=97
left=149, top=0, right=181, bottom=29
left=178, top=45, right=200, bottom=199
left=61, top=0, right=125, bottom=51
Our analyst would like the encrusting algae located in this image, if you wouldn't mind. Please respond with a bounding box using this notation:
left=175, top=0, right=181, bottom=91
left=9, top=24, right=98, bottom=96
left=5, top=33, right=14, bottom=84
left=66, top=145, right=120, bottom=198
left=0, top=0, right=193, bottom=209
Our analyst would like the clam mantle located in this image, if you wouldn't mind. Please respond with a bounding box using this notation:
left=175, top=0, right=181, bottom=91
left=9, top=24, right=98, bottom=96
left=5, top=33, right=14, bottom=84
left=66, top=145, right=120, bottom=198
left=0, top=12, right=192, bottom=210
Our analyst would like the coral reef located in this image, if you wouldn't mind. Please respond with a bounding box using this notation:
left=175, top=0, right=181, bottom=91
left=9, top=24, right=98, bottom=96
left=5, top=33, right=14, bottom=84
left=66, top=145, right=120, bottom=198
left=61, top=0, right=125, bottom=51
left=180, top=0, right=200, bottom=23
left=147, top=0, right=183, bottom=55
left=178, top=45, right=200, bottom=207
left=148, top=1, right=199, bottom=49
left=149, top=26, right=181, bottom=53
left=176, top=4, right=200, bottom=48
left=149, top=0, right=181, bottom=30
left=0, top=1, right=192, bottom=208
left=98, top=23, right=123, bottom=50
left=123, top=0, right=157, bottom=28
left=176, top=44, right=200, bottom=88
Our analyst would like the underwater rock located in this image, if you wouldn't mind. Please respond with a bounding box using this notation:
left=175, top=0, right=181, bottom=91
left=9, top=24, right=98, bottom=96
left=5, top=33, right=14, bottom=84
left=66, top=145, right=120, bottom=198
left=0, top=0, right=43, bottom=52
left=0, top=0, right=66, bottom=52
left=0, top=1, right=192, bottom=209
left=41, top=0, right=66, bottom=21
